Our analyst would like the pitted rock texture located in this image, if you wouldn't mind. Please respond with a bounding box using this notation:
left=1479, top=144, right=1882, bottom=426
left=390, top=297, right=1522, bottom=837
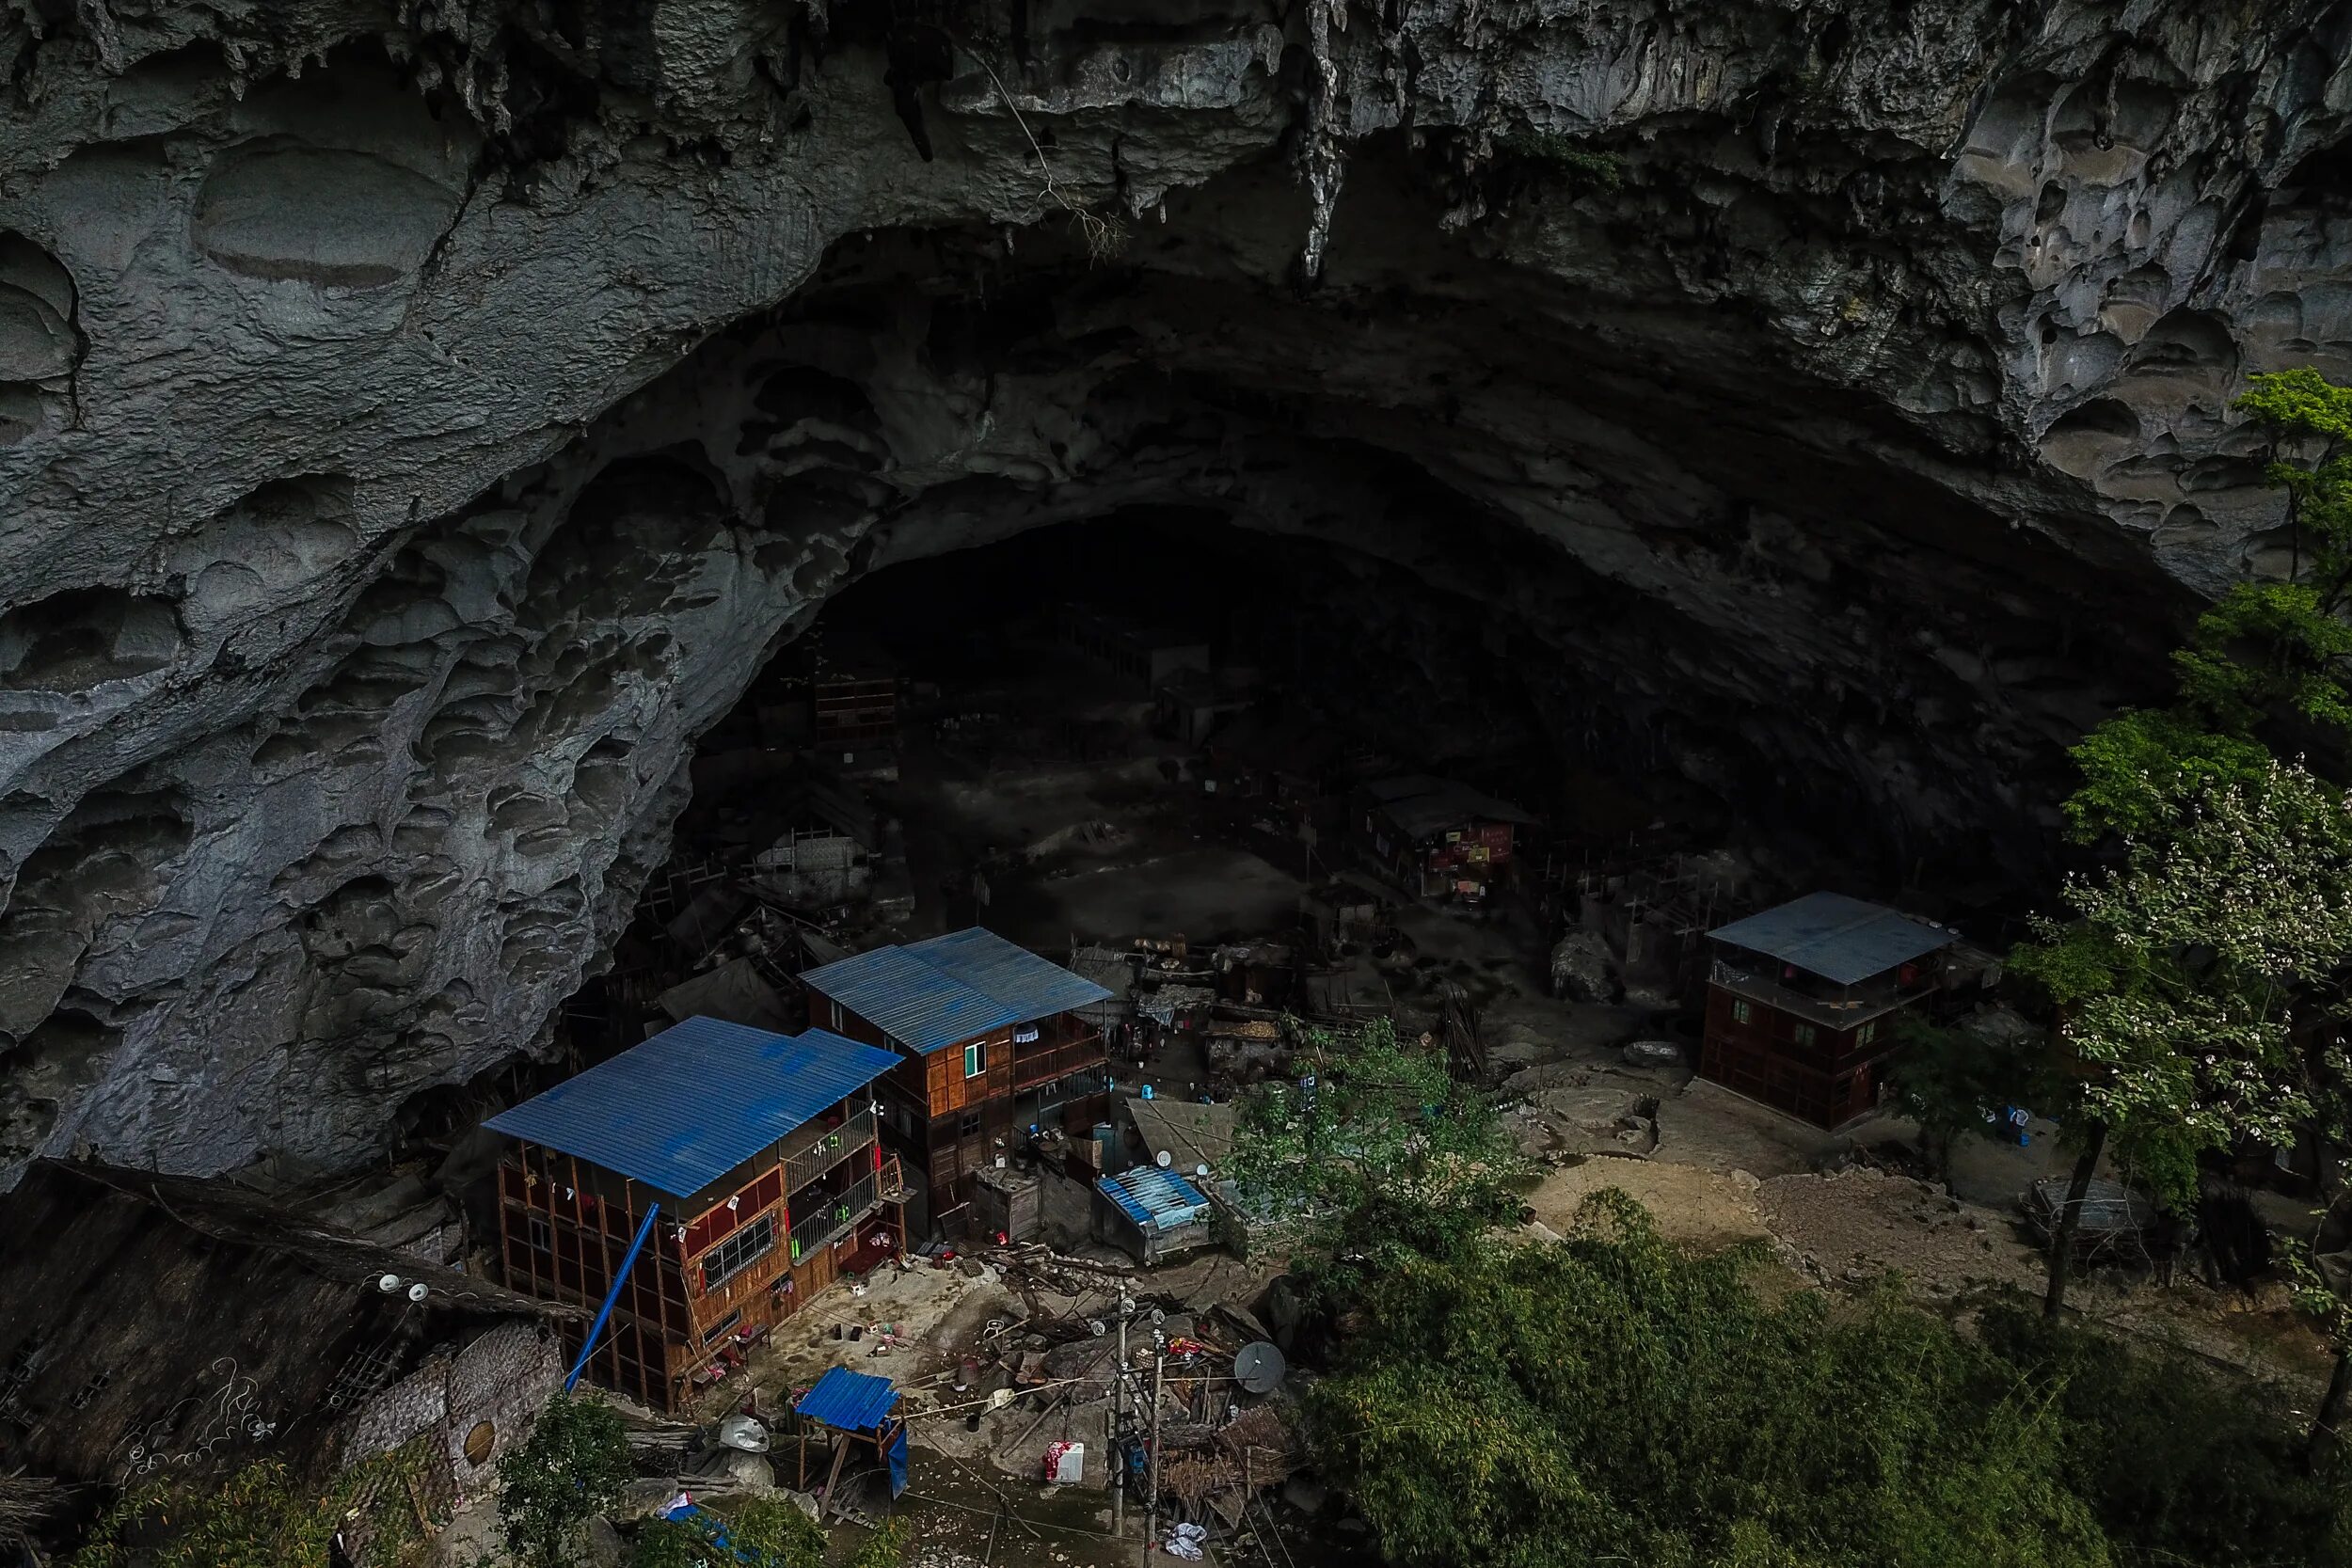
left=1, top=1, right=2348, bottom=1184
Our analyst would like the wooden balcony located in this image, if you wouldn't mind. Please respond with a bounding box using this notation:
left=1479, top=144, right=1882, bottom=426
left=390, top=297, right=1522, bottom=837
left=1012, top=1028, right=1106, bottom=1092
left=1708, top=960, right=1934, bottom=1033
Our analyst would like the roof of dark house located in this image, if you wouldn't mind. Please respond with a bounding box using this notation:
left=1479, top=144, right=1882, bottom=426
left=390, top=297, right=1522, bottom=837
left=1708, top=892, right=1955, bottom=986
left=800, top=927, right=1114, bottom=1055
left=484, top=1017, right=901, bottom=1198
left=0, top=1162, right=566, bottom=1486
left=1361, top=774, right=1539, bottom=839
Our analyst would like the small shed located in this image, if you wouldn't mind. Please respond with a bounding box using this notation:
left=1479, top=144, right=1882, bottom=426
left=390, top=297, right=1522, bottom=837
left=1093, top=1165, right=1216, bottom=1264
left=794, top=1366, right=909, bottom=1516
left=970, top=1165, right=1042, bottom=1243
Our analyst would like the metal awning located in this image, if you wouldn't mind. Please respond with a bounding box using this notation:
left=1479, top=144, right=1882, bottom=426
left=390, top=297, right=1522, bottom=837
left=796, top=1366, right=900, bottom=1432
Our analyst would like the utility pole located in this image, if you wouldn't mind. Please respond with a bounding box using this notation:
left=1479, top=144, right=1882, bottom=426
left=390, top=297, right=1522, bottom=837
left=1113, top=1287, right=1131, bottom=1539
left=1142, top=1333, right=1166, bottom=1567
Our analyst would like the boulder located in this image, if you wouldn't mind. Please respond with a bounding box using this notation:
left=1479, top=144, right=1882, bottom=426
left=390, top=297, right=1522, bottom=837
left=1549, top=932, right=1619, bottom=1003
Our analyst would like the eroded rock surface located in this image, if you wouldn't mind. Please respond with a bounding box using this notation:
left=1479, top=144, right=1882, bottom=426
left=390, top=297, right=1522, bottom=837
left=2, top=1, right=2348, bottom=1181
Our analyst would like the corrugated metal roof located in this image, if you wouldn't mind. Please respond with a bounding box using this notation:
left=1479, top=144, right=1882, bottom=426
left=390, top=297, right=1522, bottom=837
left=796, top=1365, right=899, bottom=1431
left=1708, top=892, right=1954, bottom=986
left=483, top=1018, right=901, bottom=1199
left=1362, top=774, right=1538, bottom=839
left=907, top=927, right=1116, bottom=1022
left=801, top=927, right=1113, bottom=1054
left=1097, top=1165, right=1213, bottom=1231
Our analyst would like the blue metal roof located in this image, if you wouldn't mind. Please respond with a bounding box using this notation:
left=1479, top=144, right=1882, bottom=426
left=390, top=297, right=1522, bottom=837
left=1096, top=1165, right=1213, bottom=1231
left=906, top=927, right=1116, bottom=1022
left=484, top=1017, right=902, bottom=1199
left=1708, top=892, right=1953, bottom=987
left=797, top=1366, right=899, bottom=1431
left=801, top=927, right=1112, bottom=1055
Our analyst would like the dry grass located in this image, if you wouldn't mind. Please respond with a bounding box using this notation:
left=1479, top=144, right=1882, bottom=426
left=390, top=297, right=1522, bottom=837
left=0, top=1468, right=62, bottom=1538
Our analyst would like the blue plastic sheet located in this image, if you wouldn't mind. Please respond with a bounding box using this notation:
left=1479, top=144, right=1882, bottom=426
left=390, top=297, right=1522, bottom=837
left=888, top=1424, right=911, bottom=1498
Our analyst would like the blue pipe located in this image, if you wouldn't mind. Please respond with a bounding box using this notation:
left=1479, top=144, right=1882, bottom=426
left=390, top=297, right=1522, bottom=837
left=566, top=1200, right=661, bottom=1393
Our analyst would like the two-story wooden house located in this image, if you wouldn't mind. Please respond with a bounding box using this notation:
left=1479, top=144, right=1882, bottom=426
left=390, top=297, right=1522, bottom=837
left=1698, top=892, right=1956, bottom=1128
left=799, top=927, right=1114, bottom=1228
left=484, top=1017, right=908, bottom=1413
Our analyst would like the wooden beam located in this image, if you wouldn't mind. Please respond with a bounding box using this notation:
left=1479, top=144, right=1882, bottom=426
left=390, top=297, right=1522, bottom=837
left=818, top=1430, right=853, bottom=1521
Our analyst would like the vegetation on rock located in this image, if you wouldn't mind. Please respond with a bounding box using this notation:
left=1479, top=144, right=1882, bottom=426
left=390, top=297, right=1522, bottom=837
left=497, top=1393, right=632, bottom=1568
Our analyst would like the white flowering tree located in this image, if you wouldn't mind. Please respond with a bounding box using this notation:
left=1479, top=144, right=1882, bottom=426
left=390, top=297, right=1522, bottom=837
left=2015, top=760, right=2352, bottom=1452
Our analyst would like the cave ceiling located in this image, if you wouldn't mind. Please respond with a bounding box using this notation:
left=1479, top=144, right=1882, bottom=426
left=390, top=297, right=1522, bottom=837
left=2, top=0, right=2348, bottom=1182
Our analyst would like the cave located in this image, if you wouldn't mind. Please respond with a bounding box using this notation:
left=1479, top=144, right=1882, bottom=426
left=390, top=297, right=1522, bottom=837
left=0, top=2, right=2339, bottom=1210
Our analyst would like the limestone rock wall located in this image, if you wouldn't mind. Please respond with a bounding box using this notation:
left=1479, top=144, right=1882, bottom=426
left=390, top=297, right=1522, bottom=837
left=0, top=0, right=2346, bottom=1183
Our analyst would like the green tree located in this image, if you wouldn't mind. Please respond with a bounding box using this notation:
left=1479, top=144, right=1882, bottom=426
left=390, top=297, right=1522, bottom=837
left=1883, top=1012, right=2043, bottom=1177
left=498, top=1394, right=633, bottom=1568
left=1221, top=1017, right=1528, bottom=1268
left=1311, top=1193, right=2113, bottom=1568
left=2015, top=368, right=2352, bottom=1320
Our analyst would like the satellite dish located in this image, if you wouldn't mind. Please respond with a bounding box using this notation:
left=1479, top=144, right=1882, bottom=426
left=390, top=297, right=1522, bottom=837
left=1233, top=1342, right=1287, bottom=1395
left=1089, top=1319, right=1108, bottom=1338
left=1155, top=1150, right=1172, bottom=1168
left=405, top=1282, right=430, bottom=1304
left=1149, top=1307, right=1167, bottom=1326
left=377, top=1274, right=403, bottom=1293
left=1195, top=1164, right=1210, bottom=1180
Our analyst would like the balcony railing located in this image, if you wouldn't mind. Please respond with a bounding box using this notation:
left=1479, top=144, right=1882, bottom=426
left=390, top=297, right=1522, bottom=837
left=1708, top=960, right=1934, bottom=1033
left=783, top=1109, right=876, bottom=1193
left=1012, top=1031, right=1106, bottom=1092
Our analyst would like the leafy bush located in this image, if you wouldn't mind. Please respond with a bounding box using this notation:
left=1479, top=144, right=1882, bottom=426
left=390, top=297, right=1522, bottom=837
left=1495, top=132, right=1623, bottom=190
left=65, top=1445, right=436, bottom=1568
left=498, top=1394, right=632, bottom=1568
left=1311, top=1193, right=2348, bottom=1568
left=1978, top=1304, right=2352, bottom=1567
left=628, top=1497, right=826, bottom=1568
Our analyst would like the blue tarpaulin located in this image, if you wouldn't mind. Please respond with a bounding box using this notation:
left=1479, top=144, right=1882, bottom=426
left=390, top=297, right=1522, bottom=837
left=796, top=1365, right=900, bottom=1432
left=887, top=1425, right=910, bottom=1497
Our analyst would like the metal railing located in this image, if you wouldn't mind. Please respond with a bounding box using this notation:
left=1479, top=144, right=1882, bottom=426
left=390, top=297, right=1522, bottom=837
left=1708, top=960, right=1932, bottom=1032
left=783, top=1109, right=875, bottom=1193
left=788, top=1170, right=881, bottom=1262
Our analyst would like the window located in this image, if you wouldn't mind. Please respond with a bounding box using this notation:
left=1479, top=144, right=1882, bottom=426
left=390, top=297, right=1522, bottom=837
left=1855, top=1022, right=1877, bottom=1046
left=1731, top=999, right=1753, bottom=1025
left=829, top=1000, right=844, bottom=1031
left=961, top=1112, right=981, bottom=1138
left=525, top=1215, right=552, bottom=1253
left=1792, top=1023, right=1817, bottom=1048
left=700, top=1309, right=743, bottom=1346
left=963, top=1041, right=987, bottom=1078
left=699, top=1214, right=775, bottom=1292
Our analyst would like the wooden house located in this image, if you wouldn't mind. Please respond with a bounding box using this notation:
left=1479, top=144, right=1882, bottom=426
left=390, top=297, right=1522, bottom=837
left=799, top=927, right=1114, bottom=1230
left=1697, top=893, right=1957, bottom=1128
left=484, top=1017, right=908, bottom=1413
left=1354, top=774, right=1538, bottom=898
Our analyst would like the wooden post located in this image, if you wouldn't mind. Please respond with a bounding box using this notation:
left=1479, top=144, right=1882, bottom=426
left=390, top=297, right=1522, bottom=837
left=818, top=1430, right=853, bottom=1521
